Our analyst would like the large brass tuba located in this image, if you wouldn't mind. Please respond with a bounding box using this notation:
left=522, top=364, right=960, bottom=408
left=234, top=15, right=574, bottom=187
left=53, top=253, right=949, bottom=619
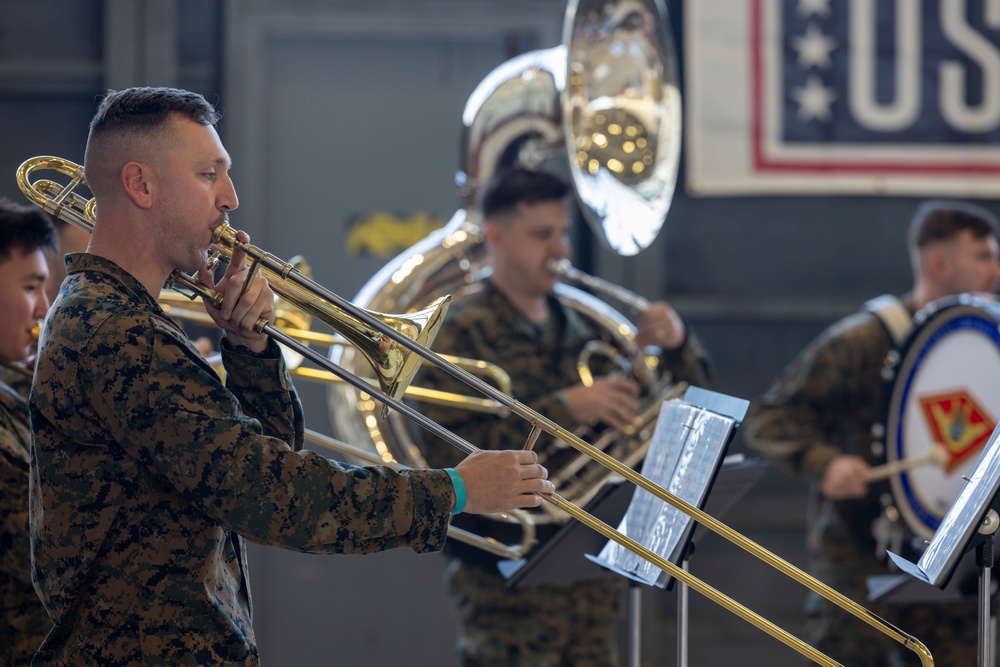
left=328, top=0, right=683, bottom=521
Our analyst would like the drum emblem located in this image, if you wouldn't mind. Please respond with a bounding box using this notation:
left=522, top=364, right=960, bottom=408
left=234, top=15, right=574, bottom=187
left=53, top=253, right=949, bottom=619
left=918, top=390, right=996, bottom=474
left=882, top=296, right=1000, bottom=538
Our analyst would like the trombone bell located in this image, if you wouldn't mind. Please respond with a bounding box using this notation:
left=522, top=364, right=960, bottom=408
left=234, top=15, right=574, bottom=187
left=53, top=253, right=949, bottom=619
left=211, top=221, right=450, bottom=408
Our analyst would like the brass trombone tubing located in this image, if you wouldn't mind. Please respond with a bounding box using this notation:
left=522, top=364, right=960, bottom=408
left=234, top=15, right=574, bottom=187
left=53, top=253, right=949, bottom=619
left=293, top=368, right=508, bottom=416
left=19, top=156, right=933, bottom=666
left=159, top=295, right=512, bottom=415
left=209, top=224, right=933, bottom=667
left=280, top=321, right=891, bottom=665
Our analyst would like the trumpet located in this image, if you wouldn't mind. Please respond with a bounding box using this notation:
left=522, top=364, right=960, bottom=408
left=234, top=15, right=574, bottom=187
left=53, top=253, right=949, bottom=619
left=18, top=155, right=933, bottom=666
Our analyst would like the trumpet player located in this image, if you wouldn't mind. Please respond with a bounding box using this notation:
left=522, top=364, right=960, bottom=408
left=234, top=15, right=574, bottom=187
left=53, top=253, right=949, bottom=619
left=419, top=166, right=713, bottom=666
left=27, top=86, right=555, bottom=666
left=0, top=197, right=56, bottom=665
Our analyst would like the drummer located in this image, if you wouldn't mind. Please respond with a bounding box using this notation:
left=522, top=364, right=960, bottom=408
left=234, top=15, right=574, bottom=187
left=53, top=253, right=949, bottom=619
left=743, top=200, right=1000, bottom=667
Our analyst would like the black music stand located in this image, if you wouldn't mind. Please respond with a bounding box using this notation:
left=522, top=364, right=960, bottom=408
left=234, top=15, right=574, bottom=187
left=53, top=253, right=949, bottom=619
left=497, top=387, right=753, bottom=667
left=887, top=422, right=1000, bottom=667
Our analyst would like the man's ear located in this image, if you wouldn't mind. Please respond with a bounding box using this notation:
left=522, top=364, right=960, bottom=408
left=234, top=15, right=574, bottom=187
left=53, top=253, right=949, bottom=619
left=120, top=161, right=154, bottom=209
left=923, top=245, right=951, bottom=281
left=484, top=220, right=503, bottom=250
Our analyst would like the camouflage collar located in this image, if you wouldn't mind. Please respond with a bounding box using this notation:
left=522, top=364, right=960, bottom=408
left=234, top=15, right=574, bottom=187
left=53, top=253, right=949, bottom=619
left=481, top=278, right=591, bottom=342
left=65, top=252, right=163, bottom=314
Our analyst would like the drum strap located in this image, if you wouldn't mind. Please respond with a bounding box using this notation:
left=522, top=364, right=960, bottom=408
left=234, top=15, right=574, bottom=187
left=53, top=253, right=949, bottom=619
left=863, top=294, right=913, bottom=347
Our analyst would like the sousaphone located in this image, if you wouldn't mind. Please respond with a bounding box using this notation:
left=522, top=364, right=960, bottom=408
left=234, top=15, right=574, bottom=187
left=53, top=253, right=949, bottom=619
left=328, top=0, right=682, bottom=515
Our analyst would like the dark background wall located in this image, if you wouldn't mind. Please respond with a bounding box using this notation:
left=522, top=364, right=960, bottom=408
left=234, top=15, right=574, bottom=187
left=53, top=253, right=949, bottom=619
left=2, top=1, right=992, bottom=665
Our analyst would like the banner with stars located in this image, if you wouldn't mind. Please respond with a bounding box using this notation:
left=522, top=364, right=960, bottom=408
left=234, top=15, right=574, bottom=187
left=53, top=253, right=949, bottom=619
left=684, top=0, right=1000, bottom=196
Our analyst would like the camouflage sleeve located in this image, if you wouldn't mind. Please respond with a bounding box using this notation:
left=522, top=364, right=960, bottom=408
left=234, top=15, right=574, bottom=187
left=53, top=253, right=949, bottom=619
left=0, top=437, right=31, bottom=587
left=219, top=337, right=305, bottom=452
left=659, top=326, right=713, bottom=388
left=81, top=312, right=453, bottom=555
left=742, top=328, right=856, bottom=483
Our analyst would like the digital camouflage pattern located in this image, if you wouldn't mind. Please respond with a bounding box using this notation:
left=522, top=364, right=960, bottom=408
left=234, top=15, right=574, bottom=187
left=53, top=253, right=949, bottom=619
left=29, top=254, right=456, bottom=666
left=743, top=297, right=977, bottom=666
left=0, top=379, right=51, bottom=665
left=419, top=280, right=712, bottom=666
left=444, top=558, right=621, bottom=667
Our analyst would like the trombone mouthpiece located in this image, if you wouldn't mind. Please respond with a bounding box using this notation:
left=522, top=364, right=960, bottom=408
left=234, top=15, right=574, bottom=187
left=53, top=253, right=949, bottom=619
left=213, top=221, right=237, bottom=247
left=30, top=323, right=41, bottom=343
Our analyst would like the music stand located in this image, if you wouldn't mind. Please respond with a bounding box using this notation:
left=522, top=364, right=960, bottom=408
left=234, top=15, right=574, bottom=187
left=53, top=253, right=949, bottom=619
left=887, top=421, right=1000, bottom=666
left=497, top=387, right=754, bottom=667
left=588, top=387, right=751, bottom=667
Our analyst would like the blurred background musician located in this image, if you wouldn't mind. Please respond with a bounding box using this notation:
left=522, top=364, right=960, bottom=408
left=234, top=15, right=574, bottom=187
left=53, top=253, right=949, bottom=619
left=743, top=200, right=1000, bottom=666
left=0, top=197, right=56, bottom=665
left=418, top=166, right=712, bottom=666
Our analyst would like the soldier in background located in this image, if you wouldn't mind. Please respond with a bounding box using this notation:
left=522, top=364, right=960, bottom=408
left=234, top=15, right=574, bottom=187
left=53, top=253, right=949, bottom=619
left=743, top=200, right=1000, bottom=665
left=419, top=167, right=712, bottom=666
left=28, top=86, right=555, bottom=665
left=0, top=197, right=56, bottom=665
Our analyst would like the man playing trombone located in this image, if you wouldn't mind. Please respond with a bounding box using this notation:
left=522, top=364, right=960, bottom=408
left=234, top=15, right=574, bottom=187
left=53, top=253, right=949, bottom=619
left=27, top=86, right=554, bottom=665
left=419, top=167, right=713, bottom=666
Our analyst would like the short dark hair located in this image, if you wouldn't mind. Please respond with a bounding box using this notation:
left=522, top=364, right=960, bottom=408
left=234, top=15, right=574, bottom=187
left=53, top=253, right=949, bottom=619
left=0, top=197, right=57, bottom=263
left=87, top=86, right=220, bottom=141
left=478, top=167, right=571, bottom=222
left=908, top=200, right=1000, bottom=251
left=84, top=87, right=221, bottom=196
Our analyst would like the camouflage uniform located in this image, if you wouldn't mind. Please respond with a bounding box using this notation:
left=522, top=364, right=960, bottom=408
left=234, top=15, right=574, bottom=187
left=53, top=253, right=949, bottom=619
left=420, top=279, right=712, bottom=666
left=1, top=378, right=51, bottom=665
left=29, top=254, right=456, bottom=666
left=743, top=297, right=977, bottom=666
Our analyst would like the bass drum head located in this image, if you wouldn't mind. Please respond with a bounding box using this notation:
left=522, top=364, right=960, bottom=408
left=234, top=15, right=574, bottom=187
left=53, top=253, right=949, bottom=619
left=884, top=293, right=1000, bottom=539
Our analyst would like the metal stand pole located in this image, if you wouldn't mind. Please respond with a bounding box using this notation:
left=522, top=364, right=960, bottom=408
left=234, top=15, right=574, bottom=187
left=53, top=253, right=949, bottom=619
left=677, top=557, right=690, bottom=667
left=978, top=535, right=995, bottom=667
left=628, top=581, right=642, bottom=667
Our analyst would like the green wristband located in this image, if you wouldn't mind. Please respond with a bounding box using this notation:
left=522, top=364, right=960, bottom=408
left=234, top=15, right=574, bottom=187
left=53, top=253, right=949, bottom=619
left=445, top=468, right=467, bottom=515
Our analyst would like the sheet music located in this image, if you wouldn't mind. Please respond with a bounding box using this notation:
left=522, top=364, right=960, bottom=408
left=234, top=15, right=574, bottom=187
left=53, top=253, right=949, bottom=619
left=593, top=398, right=735, bottom=587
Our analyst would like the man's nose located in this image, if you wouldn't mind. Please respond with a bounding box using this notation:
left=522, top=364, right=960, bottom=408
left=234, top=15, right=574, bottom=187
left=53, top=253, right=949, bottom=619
left=219, top=174, right=239, bottom=212
left=34, top=291, right=50, bottom=319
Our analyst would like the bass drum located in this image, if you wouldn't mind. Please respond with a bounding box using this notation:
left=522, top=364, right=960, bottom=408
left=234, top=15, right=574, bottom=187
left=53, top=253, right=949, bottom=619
left=879, top=293, right=1000, bottom=539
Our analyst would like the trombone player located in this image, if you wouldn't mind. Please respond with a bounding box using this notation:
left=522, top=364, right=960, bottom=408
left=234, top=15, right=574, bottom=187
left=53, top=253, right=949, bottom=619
left=419, top=166, right=713, bottom=666
left=27, top=86, right=554, bottom=665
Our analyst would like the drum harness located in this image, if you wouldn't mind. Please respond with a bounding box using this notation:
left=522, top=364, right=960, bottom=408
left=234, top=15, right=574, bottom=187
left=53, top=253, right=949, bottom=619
left=865, top=294, right=917, bottom=563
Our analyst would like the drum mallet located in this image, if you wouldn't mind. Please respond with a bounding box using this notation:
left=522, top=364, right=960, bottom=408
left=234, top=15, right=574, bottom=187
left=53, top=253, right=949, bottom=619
left=863, top=445, right=950, bottom=483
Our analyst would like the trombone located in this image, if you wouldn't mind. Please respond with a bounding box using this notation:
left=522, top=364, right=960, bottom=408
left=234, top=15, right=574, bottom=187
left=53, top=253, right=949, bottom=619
left=157, top=287, right=514, bottom=417
left=18, top=155, right=933, bottom=666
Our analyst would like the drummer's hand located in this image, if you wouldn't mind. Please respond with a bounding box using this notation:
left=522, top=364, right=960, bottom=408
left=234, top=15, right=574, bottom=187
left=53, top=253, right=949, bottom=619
left=561, top=376, right=640, bottom=432
left=634, top=302, right=686, bottom=349
left=820, top=455, right=870, bottom=500
left=199, top=230, right=275, bottom=353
